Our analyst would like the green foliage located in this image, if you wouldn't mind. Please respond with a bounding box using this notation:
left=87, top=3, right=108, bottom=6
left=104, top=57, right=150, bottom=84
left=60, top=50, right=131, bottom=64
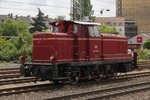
left=72, top=0, right=93, bottom=20
left=143, top=39, right=150, bottom=49
left=25, top=45, right=32, bottom=62
left=13, top=33, right=32, bottom=49
left=0, top=35, right=32, bottom=62
left=82, top=0, right=93, bottom=17
left=54, top=16, right=65, bottom=21
left=90, top=16, right=96, bottom=22
left=0, top=38, right=18, bottom=62
left=12, top=33, right=32, bottom=62
left=0, top=19, right=29, bottom=36
left=0, top=19, right=32, bottom=63
left=30, top=8, right=48, bottom=33
left=136, top=49, right=149, bottom=61
left=99, top=25, right=118, bottom=34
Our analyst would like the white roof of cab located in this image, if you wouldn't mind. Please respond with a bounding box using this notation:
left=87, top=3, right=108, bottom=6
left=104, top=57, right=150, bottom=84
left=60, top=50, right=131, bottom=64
left=73, top=21, right=101, bottom=26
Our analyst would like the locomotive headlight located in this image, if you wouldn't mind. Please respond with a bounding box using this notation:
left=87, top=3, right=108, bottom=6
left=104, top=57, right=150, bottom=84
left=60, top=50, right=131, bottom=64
left=50, top=56, right=54, bottom=61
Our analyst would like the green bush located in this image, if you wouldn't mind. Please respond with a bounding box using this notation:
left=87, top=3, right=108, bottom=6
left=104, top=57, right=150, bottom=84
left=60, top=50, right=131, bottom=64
left=0, top=38, right=32, bottom=63
left=99, top=25, right=117, bottom=34
left=0, top=38, right=18, bottom=62
left=0, top=19, right=32, bottom=63
left=136, top=49, right=149, bottom=61
left=25, top=45, right=32, bottom=62
left=143, top=39, right=150, bottom=49
left=0, top=19, right=29, bottom=36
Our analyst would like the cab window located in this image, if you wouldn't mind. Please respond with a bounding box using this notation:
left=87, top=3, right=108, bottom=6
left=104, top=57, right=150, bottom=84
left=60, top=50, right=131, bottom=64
left=94, top=26, right=100, bottom=36
left=88, top=26, right=100, bottom=37
left=73, top=24, right=78, bottom=34
left=88, top=26, right=95, bottom=36
left=81, top=25, right=87, bottom=36
left=54, top=26, right=58, bottom=33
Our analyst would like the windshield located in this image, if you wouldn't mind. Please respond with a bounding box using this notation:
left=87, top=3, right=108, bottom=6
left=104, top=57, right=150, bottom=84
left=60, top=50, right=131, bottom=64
left=94, top=26, right=100, bottom=36
left=49, top=24, right=58, bottom=33
left=88, top=26, right=100, bottom=37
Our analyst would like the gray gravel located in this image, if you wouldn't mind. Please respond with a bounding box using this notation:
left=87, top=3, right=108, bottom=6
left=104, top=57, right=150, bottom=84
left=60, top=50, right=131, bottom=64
left=0, top=75, right=150, bottom=100
left=0, top=63, right=20, bottom=68
left=109, top=90, right=150, bottom=100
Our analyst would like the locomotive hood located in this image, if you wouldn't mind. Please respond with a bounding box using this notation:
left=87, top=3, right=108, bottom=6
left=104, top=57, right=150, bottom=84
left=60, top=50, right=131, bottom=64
left=102, top=34, right=127, bottom=39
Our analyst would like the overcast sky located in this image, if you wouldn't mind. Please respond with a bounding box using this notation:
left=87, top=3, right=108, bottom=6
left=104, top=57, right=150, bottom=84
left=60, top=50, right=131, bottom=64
left=0, top=0, right=116, bottom=19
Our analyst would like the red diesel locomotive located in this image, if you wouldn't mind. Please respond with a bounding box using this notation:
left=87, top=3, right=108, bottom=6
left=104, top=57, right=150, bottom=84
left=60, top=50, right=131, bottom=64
left=21, top=20, right=135, bottom=84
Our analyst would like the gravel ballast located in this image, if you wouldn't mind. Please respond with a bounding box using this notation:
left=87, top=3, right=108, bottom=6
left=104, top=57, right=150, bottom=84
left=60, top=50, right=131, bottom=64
left=0, top=75, right=150, bottom=100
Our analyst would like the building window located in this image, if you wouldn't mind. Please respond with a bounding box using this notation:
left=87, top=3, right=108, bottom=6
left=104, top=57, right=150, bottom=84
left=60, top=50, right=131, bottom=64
left=88, top=26, right=95, bottom=37
left=88, top=26, right=100, bottom=37
left=73, top=24, right=78, bottom=33
left=119, top=28, right=122, bottom=31
left=113, top=23, right=116, bottom=25
left=81, top=25, right=86, bottom=36
left=119, top=23, right=123, bottom=25
left=106, top=22, right=112, bottom=25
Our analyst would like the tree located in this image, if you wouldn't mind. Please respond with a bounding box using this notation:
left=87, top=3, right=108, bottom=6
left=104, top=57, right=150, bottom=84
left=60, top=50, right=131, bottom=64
left=54, top=16, right=65, bottom=21
left=72, top=0, right=93, bottom=21
left=30, top=8, right=48, bottom=33
left=136, top=49, right=149, bottom=61
left=81, top=0, right=93, bottom=18
left=0, top=18, right=32, bottom=62
left=90, top=16, right=96, bottom=22
left=0, top=19, right=29, bottom=36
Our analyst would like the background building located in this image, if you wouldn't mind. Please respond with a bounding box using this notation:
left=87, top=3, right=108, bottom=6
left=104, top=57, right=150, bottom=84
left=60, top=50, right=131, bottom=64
left=125, top=20, right=138, bottom=38
left=0, top=14, right=33, bottom=24
left=116, top=0, right=150, bottom=34
left=128, top=34, right=150, bottom=49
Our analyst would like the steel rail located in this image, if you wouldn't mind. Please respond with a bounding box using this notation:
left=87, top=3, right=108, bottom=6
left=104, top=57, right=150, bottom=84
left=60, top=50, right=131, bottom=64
left=0, top=74, right=20, bottom=79
left=0, top=71, right=150, bottom=97
left=0, top=83, right=52, bottom=96
left=0, top=68, right=19, bottom=71
left=0, top=77, right=35, bottom=85
left=0, top=71, right=150, bottom=86
left=45, top=81, right=150, bottom=100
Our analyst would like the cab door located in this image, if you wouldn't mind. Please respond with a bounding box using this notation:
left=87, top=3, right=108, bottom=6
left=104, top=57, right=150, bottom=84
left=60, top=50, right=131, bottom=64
left=77, top=25, right=89, bottom=62
left=88, top=26, right=102, bottom=61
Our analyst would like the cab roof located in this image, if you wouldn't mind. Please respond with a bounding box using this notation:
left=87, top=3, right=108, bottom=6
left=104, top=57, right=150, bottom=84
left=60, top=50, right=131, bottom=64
left=50, top=20, right=101, bottom=26
left=73, top=20, right=101, bottom=26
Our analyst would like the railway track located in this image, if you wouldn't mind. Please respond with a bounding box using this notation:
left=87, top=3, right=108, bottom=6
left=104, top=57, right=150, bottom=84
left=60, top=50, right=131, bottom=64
left=137, top=60, right=150, bottom=69
left=0, top=67, right=35, bottom=85
left=0, top=82, right=52, bottom=97
left=0, top=67, right=20, bottom=79
left=45, top=81, right=150, bottom=100
left=0, top=61, right=149, bottom=85
left=116, top=71, right=150, bottom=79
left=0, top=70, right=149, bottom=86
left=0, top=62, right=149, bottom=98
left=0, top=71, right=149, bottom=97
left=0, top=77, right=35, bottom=85
left=0, top=60, right=149, bottom=80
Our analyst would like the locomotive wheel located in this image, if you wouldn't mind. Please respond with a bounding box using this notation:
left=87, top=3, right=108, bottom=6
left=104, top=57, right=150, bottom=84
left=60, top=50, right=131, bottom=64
left=71, top=76, right=79, bottom=84
left=52, top=80, right=59, bottom=85
left=95, top=74, right=103, bottom=81
left=110, top=73, right=117, bottom=79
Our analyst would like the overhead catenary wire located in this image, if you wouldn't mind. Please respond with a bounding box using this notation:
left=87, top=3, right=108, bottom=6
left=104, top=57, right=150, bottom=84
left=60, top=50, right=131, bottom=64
left=0, top=0, right=70, bottom=16
left=0, top=6, right=69, bottom=17
left=1, top=0, right=70, bottom=9
left=0, top=0, right=115, bottom=18
left=94, top=0, right=115, bottom=4
left=1, top=0, right=115, bottom=9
